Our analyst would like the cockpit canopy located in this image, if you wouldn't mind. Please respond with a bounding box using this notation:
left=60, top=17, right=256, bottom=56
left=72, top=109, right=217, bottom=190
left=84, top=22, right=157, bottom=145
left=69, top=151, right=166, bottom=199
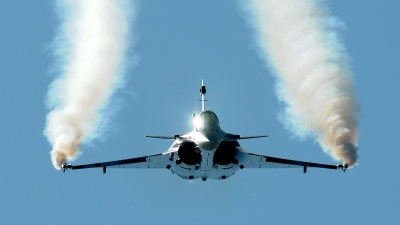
left=194, top=110, right=220, bottom=129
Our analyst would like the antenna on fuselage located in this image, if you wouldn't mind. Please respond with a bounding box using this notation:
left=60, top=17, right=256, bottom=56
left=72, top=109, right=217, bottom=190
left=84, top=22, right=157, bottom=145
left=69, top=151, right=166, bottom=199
left=200, top=80, right=207, bottom=112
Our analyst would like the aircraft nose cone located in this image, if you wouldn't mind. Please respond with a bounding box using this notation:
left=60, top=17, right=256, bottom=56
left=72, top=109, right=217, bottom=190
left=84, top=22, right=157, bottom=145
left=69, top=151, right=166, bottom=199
left=195, top=130, right=220, bottom=151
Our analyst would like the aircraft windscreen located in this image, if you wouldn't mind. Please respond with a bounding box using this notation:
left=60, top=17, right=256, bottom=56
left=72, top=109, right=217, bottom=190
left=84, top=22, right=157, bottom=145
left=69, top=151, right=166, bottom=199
left=199, top=110, right=220, bottom=126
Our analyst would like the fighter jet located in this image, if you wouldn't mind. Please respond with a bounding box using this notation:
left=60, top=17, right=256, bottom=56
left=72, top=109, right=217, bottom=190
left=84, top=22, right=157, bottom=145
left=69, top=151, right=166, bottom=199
left=62, top=81, right=348, bottom=180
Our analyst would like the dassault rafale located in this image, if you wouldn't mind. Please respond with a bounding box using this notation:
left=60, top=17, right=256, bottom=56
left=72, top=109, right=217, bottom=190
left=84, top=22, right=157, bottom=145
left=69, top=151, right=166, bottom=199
left=62, top=81, right=348, bottom=180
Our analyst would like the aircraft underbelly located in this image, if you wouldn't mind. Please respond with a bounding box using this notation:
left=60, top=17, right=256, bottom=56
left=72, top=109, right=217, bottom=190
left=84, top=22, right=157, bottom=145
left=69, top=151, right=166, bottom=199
left=170, top=147, right=239, bottom=180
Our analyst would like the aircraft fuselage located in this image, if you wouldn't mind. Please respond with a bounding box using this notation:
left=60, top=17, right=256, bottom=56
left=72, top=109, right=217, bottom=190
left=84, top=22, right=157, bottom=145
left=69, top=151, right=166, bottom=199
left=166, top=110, right=242, bottom=181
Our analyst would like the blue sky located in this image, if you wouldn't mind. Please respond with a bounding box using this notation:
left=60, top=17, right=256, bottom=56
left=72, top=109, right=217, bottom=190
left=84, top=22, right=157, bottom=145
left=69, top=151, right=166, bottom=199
left=1, top=1, right=399, bottom=224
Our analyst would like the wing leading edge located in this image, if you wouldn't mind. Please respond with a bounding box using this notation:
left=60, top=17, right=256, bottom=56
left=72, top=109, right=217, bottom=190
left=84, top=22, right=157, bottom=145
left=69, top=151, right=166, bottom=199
left=62, top=153, right=172, bottom=172
left=238, top=151, right=339, bottom=172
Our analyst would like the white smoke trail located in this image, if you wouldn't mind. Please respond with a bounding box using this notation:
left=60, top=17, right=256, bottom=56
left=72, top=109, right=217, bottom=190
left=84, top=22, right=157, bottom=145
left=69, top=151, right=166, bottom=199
left=242, top=0, right=359, bottom=166
left=45, top=0, right=135, bottom=170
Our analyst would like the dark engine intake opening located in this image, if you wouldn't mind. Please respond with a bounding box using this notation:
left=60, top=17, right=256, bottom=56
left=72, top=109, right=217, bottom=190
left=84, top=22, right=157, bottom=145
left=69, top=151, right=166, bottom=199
left=177, top=141, right=202, bottom=165
left=213, top=141, right=238, bottom=166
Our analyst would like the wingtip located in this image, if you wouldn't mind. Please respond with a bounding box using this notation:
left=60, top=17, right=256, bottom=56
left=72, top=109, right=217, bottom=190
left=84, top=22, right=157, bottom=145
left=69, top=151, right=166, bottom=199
left=337, top=164, right=349, bottom=172
left=61, top=163, right=72, bottom=172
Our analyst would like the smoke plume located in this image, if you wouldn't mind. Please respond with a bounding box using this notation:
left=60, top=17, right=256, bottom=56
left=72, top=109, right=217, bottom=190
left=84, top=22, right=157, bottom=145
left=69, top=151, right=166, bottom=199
left=243, top=0, right=359, bottom=166
left=45, top=0, right=134, bottom=170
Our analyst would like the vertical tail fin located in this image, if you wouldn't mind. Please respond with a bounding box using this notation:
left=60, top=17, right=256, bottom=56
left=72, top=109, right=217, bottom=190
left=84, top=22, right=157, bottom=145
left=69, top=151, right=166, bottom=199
left=200, top=80, right=206, bottom=111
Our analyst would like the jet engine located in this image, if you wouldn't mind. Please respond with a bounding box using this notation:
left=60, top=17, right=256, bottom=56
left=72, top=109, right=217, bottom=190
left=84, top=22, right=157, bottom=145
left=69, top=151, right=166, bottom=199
left=176, top=141, right=202, bottom=165
left=213, top=141, right=238, bottom=166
